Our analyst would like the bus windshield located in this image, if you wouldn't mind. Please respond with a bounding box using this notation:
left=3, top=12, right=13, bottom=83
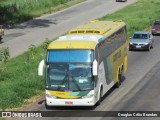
left=46, top=50, right=94, bottom=91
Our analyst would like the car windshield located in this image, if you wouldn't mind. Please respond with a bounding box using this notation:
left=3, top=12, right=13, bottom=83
left=153, top=21, right=160, bottom=26
left=133, top=34, right=148, bottom=39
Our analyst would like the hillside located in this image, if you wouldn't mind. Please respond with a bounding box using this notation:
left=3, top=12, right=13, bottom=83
left=0, top=0, right=84, bottom=25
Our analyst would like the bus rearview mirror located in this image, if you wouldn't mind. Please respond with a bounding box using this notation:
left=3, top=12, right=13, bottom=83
left=93, top=59, right=98, bottom=76
left=38, top=59, right=45, bottom=76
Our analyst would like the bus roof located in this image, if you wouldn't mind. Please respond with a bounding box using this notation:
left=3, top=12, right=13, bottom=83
left=68, top=20, right=125, bottom=35
left=48, top=20, right=126, bottom=50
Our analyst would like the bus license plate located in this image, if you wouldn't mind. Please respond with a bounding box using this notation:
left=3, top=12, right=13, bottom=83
left=65, top=101, right=73, bottom=105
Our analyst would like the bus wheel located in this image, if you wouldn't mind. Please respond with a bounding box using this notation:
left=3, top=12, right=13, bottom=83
left=45, top=101, right=52, bottom=109
left=115, top=73, right=122, bottom=88
left=120, top=69, right=124, bottom=82
left=97, top=88, right=103, bottom=105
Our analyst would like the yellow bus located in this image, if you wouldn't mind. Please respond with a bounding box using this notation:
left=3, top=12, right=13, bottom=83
left=38, top=20, right=128, bottom=108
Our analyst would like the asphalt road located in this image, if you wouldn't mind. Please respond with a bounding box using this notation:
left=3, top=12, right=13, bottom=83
left=12, top=35, right=159, bottom=120
left=3, top=0, right=160, bottom=120
left=0, top=0, right=137, bottom=57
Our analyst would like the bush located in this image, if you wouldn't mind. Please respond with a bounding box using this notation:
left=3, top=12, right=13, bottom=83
left=0, top=47, right=10, bottom=63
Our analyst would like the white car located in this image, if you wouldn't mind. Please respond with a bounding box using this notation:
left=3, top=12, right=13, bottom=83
left=129, top=31, right=154, bottom=51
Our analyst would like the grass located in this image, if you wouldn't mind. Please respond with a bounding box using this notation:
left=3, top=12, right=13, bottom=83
left=0, top=118, right=5, bottom=120
left=0, top=45, right=46, bottom=110
left=0, top=0, right=86, bottom=25
left=100, top=0, right=160, bottom=37
left=0, top=0, right=160, bottom=110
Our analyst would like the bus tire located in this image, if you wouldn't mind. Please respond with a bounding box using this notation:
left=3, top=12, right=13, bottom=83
left=115, top=73, right=122, bottom=88
left=97, top=88, right=103, bottom=105
left=120, top=68, right=124, bottom=82
left=45, top=101, right=52, bottom=109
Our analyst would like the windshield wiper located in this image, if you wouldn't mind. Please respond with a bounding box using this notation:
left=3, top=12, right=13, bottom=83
left=71, top=89, right=80, bottom=92
left=82, top=88, right=93, bottom=91
left=56, top=75, right=68, bottom=91
left=70, top=75, right=81, bottom=91
left=71, top=88, right=92, bottom=91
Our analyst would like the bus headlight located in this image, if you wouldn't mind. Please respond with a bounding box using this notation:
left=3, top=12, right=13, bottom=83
left=82, top=94, right=94, bottom=99
left=46, top=94, right=57, bottom=99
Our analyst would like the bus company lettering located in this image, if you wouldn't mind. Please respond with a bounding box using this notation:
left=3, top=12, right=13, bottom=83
left=113, top=50, right=121, bottom=62
left=56, top=92, right=65, bottom=95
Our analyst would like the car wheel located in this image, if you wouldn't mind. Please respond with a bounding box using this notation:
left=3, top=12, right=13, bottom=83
left=152, top=33, right=155, bottom=36
left=147, top=45, right=151, bottom=51
left=129, top=47, right=132, bottom=51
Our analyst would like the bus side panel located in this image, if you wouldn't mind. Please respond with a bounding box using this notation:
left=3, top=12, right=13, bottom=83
left=111, top=49, right=120, bottom=83
left=123, top=42, right=128, bottom=73
left=96, top=61, right=106, bottom=100
left=111, top=42, right=128, bottom=83
left=97, top=61, right=115, bottom=100
left=103, top=56, right=113, bottom=85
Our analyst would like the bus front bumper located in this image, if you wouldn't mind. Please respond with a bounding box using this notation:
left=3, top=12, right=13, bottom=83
left=46, top=97, right=96, bottom=106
